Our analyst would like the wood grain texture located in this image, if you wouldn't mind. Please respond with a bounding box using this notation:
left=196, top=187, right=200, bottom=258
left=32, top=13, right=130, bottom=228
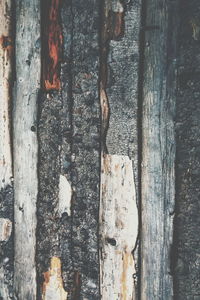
left=13, top=0, right=40, bottom=298
left=100, top=154, right=138, bottom=300
left=174, top=1, right=200, bottom=298
left=99, top=0, right=141, bottom=298
left=0, top=0, right=12, bottom=189
left=0, top=1, right=14, bottom=299
left=141, top=0, right=177, bottom=298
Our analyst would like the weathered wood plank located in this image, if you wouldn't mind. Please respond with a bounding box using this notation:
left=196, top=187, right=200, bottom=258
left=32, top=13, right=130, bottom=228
left=99, top=0, right=141, bottom=298
left=0, top=0, right=13, bottom=189
left=0, top=1, right=14, bottom=298
left=13, top=0, right=40, bottom=298
left=174, top=1, right=200, bottom=298
left=141, top=0, right=177, bottom=298
left=100, top=154, right=138, bottom=299
left=68, top=1, right=101, bottom=298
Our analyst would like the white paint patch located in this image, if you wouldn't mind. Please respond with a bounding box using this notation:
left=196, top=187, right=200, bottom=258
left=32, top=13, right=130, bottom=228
left=58, top=175, right=72, bottom=217
left=100, top=154, right=138, bottom=300
left=0, top=218, right=12, bottom=242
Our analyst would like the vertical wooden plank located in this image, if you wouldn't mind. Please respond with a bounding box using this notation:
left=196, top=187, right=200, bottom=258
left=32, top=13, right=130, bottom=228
left=37, top=1, right=101, bottom=299
left=0, top=1, right=14, bottom=299
left=141, top=0, right=176, bottom=298
left=69, top=0, right=101, bottom=298
left=36, top=1, right=67, bottom=298
left=99, top=0, right=141, bottom=298
left=174, top=1, right=200, bottom=298
left=0, top=1, right=12, bottom=188
left=13, top=0, right=40, bottom=298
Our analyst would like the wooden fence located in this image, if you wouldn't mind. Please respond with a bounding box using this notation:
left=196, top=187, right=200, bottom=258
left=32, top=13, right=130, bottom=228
left=1, top=0, right=199, bottom=299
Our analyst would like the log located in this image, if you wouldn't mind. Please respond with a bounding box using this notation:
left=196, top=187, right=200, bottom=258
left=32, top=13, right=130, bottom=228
left=174, top=0, right=200, bottom=298
left=141, top=0, right=177, bottom=298
left=13, top=0, right=40, bottom=298
left=99, top=0, right=141, bottom=298
left=68, top=0, right=101, bottom=298
left=0, top=1, right=14, bottom=299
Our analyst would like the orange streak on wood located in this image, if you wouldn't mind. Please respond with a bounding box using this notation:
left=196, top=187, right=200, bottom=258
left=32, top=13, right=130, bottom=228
left=42, top=257, right=68, bottom=300
left=42, top=0, right=63, bottom=91
left=0, top=35, right=13, bottom=57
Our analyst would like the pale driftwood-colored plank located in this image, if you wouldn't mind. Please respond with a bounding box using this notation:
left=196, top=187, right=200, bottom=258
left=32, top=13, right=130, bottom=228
left=100, top=154, right=138, bottom=300
left=0, top=0, right=12, bottom=189
left=13, top=0, right=40, bottom=298
left=141, top=0, right=176, bottom=299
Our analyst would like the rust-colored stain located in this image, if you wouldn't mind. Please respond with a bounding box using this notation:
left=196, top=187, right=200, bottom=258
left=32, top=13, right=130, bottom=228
left=0, top=35, right=13, bottom=57
left=42, top=256, right=68, bottom=300
left=121, top=252, right=133, bottom=300
left=110, top=11, right=124, bottom=39
left=42, top=0, right=63, bottom=90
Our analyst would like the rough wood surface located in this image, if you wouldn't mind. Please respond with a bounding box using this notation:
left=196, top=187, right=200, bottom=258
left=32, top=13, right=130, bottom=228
left=141, top=0, right=177, bottom=298
left=174, top=1, right=200, bottom=298
left=42, top=257, right=68, bottom=300
left=99, top=0, right=141, bottom=298
left=100, top=154, right=138, bottom=300
left=0, top=0, right=13, bottom=190
left=0, top=1, right=14, bottom=299
left=13, top=0, right=40, bottom=298
left=37, top=1, right=101, bottom=299
left=68, top=1, right=101, bottom=298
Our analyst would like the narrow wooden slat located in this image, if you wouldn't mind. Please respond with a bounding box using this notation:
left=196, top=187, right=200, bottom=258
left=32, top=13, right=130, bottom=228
left=99, top=0, right=141, bottom=298
left=0, top=0, right=12, bottom=189
left=13, top=0, right=40, bottom=298
left=141, top=0, right=176, bottom=298
left=0, top=1, right=14, bottom=299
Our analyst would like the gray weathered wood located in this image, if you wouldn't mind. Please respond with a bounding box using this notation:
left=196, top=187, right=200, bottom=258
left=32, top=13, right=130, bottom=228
left=141, top=0, right=176, bottom=298
left=13, top=0, right=40, bottom=298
